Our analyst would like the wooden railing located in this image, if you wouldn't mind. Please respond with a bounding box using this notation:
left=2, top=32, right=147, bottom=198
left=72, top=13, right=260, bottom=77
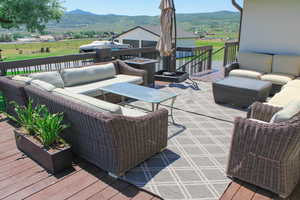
left=223, top=41, right=239, bottom=66
left=176, top=46, right=213, bottom=76
left=0, top=45, right=214, bottom=77
left=0, top=47, right=159, bottom=76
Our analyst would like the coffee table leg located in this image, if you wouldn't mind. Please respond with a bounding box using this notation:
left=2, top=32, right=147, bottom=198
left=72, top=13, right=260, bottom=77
left=101, top=91, right=106, bottom=101
left=170, top=97, right=177, bottom=124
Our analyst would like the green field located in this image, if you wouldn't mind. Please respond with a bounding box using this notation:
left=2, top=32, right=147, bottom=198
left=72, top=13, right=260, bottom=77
left=195, top=40, right=225, bottom=61
left=0, top=39, right=226, bottom=62
left=0, top=39, right=94, bottom=62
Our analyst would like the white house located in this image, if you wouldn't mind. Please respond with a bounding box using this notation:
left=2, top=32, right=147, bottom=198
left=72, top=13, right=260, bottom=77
left=238, top=0, right=300, bottom=55
left=114, top=26, right=197, bottom=48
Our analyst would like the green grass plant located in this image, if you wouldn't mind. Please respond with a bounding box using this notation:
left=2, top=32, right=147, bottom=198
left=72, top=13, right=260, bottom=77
left=3, top=100, right=47, bottom=134
left=34, top=110, right=69, bottom=148
left=2, top=99, right=69, bottom=148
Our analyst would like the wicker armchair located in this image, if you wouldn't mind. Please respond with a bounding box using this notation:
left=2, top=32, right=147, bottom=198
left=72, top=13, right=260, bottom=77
left=227, top=102, right=300, bottom=198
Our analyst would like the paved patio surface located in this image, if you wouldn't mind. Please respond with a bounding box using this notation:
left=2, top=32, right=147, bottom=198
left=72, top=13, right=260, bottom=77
left=122, top=80, right=247, bottom=200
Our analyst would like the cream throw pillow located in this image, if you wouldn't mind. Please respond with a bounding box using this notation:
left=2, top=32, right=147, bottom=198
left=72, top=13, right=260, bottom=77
left=30, top=80, right=56, bottom=92
left=270, top=100, right=300, bottom=123
left=29, top=71, right=64, bottom=88
left=12, top=75, right=32, bottom=84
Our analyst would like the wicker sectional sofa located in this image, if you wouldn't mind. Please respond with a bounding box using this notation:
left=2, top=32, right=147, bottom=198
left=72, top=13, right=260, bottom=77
left=0, top=60, right=169, bottom=176
left=225, top=52, right=300, bottom=94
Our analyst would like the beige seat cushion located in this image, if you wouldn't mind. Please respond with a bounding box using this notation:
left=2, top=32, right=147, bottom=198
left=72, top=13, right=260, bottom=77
left=238, top=52, right=273, bottom=73
left=12, top=75, right=32, bottom=84
left=249, top=118, right=269, bottom=124
left=270, top=100, right=300, bottom=123
left=30, top=80, right=56, bottom=92
left=120, top=107, right=146, bottom=117
left=283, top=79, right=300, bottom=89
left=53, top=88, right=122, bottom=114
left=64, top=74, right=143, bottom=97
left=229, top=69, right=264, bottom=80
left=261, top=73, right=295, bottom=85
left=267, top=87, right=300, bottom=107
left=273, top=55, right=300, bottom=76
left=29, top=71, right=64, bottom=88
left=61, top=63, right=116, bottom=87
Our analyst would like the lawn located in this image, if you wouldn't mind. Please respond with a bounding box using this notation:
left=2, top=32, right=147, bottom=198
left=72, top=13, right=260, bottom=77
left=0, top=38, right=226, bottom=62
left=195, top=40, right=225, bottom=61
left=1, top=39, right=94, bottom=62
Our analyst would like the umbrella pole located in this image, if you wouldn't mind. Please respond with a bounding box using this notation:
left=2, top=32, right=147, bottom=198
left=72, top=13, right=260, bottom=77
left=170, top=0, right=177, bottom=72
left=163, top=56, right=171, bottom=71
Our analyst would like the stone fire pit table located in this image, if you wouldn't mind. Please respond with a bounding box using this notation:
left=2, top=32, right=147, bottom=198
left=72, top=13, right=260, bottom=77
left=124, top=58, right=158, bottom=86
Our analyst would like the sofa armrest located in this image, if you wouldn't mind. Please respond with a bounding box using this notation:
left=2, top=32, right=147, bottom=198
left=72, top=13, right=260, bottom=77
left=0, top=77, right=28, bottom=117
left=247, top=102, right=282, bottom=121
left=224, top=62, right=239, bottom=77
left=116, top=60, right=148, bottom=86
left=229, top=117, right=299, bottom=162
left=110, top=109, right=169, bottom=174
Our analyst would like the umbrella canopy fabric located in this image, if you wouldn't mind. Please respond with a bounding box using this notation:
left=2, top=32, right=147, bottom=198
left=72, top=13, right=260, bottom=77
left=156, top=0, right=176, bottom=56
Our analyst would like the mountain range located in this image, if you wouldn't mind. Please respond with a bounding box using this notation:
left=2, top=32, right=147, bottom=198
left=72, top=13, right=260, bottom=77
left=45, top=9, right=240, bottom=33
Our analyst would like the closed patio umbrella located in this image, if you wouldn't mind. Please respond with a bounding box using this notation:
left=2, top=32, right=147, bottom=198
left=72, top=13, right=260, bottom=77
left=156, top=0, right=177, bottom=72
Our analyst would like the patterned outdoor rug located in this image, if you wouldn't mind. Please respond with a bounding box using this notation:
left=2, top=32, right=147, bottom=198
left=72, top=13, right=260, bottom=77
left=121, top=81, right=247, bottom=200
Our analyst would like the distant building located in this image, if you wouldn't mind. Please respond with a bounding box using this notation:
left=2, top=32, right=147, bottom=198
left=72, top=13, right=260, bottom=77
left=16, top=35, right=55, bottom=43
left=17, top=37, right=39, bottom=43
left=114, top=26, right=197, bottom=48
left=39, top=35, right=55, bottom=42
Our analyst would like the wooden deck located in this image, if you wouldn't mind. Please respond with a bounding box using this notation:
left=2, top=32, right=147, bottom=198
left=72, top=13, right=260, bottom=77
left=0, top=117, right=161, bottom=200
left=220, top=180, right=300, bottom=200
left=1, top=112, right=300, bottom=200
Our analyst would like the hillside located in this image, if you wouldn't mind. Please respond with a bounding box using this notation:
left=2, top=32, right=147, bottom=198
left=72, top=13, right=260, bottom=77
left=45, top=10, right=240, bottom=34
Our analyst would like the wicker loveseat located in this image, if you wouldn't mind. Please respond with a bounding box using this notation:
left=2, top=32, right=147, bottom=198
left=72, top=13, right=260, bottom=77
left=225, top=52, right=300, bottom=94
left=0, top=60, right=169, bottom=176
left=227, top=102, right=300, bottom=198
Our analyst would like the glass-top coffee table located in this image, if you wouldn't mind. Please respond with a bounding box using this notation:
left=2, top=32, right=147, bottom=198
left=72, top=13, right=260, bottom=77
left=100, top=83, right=178, bottom=123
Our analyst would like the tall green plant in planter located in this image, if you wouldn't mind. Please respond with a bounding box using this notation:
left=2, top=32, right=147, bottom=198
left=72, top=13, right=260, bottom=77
left=2, top=99, right=72, bottom=174
left=4, top=100, right=47, bottom=135
left=34, top=111, right=69, bottom=148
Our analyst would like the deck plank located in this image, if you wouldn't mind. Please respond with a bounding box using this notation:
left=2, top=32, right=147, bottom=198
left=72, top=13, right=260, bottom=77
left=88, top=180, right=130, bottom=200
left=219, top=182, right=241, bottom=200
left=0, top=160, right=36, bottom=181
left=0, top=152, right=24, bottom=166
left=219, top=181, right=300, bottom=200
left=109, top=185, right=140, bottom=200
left=24, top=166, right=105, bottom=200
left=66, top=175, right=116, bottom=200
left=3, top=167, right=81, bottom=200
left=0, top=165, right=49, bottom=199
left=232, top=184, right=256, bottom=200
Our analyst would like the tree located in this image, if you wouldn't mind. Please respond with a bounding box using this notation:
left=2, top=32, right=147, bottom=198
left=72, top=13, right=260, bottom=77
left=0, top=0, right=64, bottom=32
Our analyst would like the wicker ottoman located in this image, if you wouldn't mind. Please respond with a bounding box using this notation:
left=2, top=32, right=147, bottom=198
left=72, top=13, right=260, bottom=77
left=213, top=77, right=272, bottom=108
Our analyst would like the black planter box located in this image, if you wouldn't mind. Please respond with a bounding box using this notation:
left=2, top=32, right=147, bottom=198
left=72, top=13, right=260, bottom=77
left=14, top=130, right=73, bottom=174
left=154, top=70, right=189, bottom=83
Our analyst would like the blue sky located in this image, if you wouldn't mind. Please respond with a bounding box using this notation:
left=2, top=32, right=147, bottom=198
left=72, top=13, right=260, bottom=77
left=62, top=0, right=243, bottom=16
